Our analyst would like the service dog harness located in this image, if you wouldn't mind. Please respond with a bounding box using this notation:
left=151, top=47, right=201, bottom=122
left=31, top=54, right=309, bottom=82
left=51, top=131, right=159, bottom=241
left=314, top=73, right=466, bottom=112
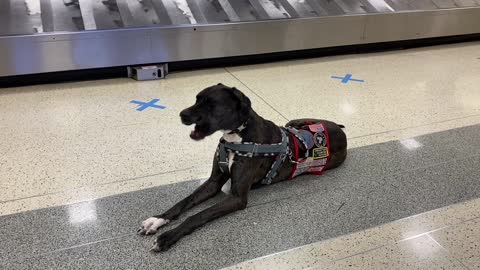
left=217, top=123, right=331, bottom=185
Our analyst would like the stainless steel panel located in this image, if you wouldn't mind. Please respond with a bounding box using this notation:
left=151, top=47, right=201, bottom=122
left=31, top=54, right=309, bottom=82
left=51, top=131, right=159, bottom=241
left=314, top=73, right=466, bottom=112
left=78, top=0, right=96, bottom=30
left=125, top=0, right=161, bottom=26
left=188, top=0, right=230, bottom=23
left=360, top=0, right=395, bottom=12
left=384, top=0, right=411, bottom=10
left=183, top=0, right=208, bottom=24
left=39, top=0, right=54, bottom=32
left=249, top=0, right=291, bottom=19
left=149, top=15, right=366, bottom=62
left=0, top=0, right=43, bottom=35
left=1, top=0, right=478, bottom=37
left=217, top=0, right=241, bottom=21
left=44, top=0, right=84, bottom=32
left=364, top=8, right=480, bottom=42
left=335, top=0, right=367, bottom=14
left=454, top=0, right=478, bottom=6
left=358, top=0, right=381, bottom=12
left=278, top=0, right=319, bottom=17
left=0, top=2, right=9, bottom=35
left=228, top=0, right=263, bottom=21
left=162, top=0, right=194, bottom=24
left=408, top=0, right=438, bottom=10
left=150, top=0, right=173, bottom=25
left=89, top=0, right=124, bottom=29
left=432, top=0, right=457, bottom=8
left=0, top=29, right=152, bottom=76
left=1, top=7, right=480, bottom=77
left=115, top=0, right=135, bottom=27
left=307, top=0, right=344, bottom=15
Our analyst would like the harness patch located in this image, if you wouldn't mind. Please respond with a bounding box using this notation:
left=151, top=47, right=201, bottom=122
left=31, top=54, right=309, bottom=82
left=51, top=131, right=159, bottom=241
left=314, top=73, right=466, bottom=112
left=290, top=123, right=331, bottom=178
left=312, top=147, right=329, bottom=159
left=314, top=132, right=327, bottom=147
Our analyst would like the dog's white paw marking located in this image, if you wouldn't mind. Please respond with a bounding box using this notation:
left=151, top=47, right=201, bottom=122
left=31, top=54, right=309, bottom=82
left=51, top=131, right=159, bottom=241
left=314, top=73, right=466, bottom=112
left=222, top=179, right=232, bottom=194
left=139, top=217, right=169, bottom=235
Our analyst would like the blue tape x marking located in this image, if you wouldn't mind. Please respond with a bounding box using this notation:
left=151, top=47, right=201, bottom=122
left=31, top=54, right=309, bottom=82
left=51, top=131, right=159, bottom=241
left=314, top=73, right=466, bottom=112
left=130, top=99, right=166, bottom=111
left=331, top=74, right=364, bottom=84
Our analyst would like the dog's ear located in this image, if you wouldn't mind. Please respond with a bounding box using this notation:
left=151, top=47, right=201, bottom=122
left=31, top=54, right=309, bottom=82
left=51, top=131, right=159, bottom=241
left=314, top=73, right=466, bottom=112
left=231, top=87, right=251, bottom=114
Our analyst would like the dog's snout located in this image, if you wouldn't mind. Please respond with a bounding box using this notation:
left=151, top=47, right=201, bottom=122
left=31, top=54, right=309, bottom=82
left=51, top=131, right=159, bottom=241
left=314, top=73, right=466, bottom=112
left=180, top=109, right=200, bottom=125
left=180, top=109, right=189, bottom=119
left=180, top=109, right=191, bottom=123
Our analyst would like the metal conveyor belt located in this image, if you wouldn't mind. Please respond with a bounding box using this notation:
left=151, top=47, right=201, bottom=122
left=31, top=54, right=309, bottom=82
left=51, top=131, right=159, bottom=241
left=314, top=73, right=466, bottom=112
left=1, top=0, right=480, bottom=77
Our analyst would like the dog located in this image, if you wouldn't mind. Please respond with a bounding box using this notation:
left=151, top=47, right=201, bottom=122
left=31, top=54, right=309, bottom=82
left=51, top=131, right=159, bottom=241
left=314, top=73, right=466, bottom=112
left=138, top=83, right=347, bottom=252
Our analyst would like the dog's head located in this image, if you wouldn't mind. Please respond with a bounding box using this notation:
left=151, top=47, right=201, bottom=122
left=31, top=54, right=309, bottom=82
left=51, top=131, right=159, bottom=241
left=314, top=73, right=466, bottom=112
left=180, top=83, right=251, bottom=141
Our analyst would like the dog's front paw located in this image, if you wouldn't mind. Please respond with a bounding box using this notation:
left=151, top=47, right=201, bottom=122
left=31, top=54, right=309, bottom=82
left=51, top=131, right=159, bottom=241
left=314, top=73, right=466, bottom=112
left=138, top=217, right=169, bottom=235
left=150, top=230, right=178, bottom=252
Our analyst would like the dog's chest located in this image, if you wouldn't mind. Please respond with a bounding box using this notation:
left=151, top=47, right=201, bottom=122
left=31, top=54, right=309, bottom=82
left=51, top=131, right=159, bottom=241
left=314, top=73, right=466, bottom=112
left=222, top=133, right=242, bottom=170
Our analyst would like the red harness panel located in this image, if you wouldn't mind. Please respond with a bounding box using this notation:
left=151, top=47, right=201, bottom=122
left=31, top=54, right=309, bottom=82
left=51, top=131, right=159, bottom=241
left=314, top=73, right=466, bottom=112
left=288, top=123, right=331, bottom=179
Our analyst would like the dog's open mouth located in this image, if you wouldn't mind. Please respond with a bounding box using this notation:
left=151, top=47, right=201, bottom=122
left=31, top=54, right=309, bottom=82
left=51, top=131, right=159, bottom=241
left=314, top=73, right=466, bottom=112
left=190, top=125, right=206, bottom=141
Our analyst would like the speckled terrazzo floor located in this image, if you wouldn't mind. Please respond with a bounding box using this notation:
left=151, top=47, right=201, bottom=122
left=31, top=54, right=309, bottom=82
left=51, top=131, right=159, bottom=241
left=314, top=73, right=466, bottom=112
left=2, top=41, right=480, bottom=216
left=225, top=194, right=480, bottom=270
left=1, top=41, right=480, bottom=269
left=1, top=125, right=480, bottom=270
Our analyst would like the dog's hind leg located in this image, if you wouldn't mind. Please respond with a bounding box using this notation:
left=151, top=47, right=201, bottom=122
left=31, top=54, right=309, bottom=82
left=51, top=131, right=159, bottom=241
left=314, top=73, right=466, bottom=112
left=138, top=161, right=229, bottom=235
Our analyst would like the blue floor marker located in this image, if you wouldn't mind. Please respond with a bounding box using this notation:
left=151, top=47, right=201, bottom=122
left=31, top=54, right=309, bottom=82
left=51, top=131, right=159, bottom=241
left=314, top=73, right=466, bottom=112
left=130, top=98, right=166, bottom=111
left=331, top=74, right=364, bottom=84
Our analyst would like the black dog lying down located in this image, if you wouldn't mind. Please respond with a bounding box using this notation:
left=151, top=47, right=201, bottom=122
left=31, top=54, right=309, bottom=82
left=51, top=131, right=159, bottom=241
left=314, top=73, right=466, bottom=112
left=139, top=84, right=347, bottom=252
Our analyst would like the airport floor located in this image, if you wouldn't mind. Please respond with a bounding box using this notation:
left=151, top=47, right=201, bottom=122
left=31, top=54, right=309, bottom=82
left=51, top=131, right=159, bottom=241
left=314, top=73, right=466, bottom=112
left=1, top=41, right=480, bottom=270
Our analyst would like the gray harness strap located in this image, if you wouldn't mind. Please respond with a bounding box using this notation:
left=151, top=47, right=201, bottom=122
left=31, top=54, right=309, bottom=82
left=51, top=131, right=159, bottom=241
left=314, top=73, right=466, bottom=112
left=217, top=128, right=290, bottom=185
left=285, top=127, right=309, bottom=158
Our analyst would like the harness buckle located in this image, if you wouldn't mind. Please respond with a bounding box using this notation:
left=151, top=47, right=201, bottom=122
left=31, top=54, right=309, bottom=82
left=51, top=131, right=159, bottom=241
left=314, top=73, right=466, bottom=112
left=251, top=144, right=258, bottom=157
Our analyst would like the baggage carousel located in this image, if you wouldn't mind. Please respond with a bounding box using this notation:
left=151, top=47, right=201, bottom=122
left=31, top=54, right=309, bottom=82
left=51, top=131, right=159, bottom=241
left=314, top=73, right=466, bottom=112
left=1, top=0, right=480, bottom=77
